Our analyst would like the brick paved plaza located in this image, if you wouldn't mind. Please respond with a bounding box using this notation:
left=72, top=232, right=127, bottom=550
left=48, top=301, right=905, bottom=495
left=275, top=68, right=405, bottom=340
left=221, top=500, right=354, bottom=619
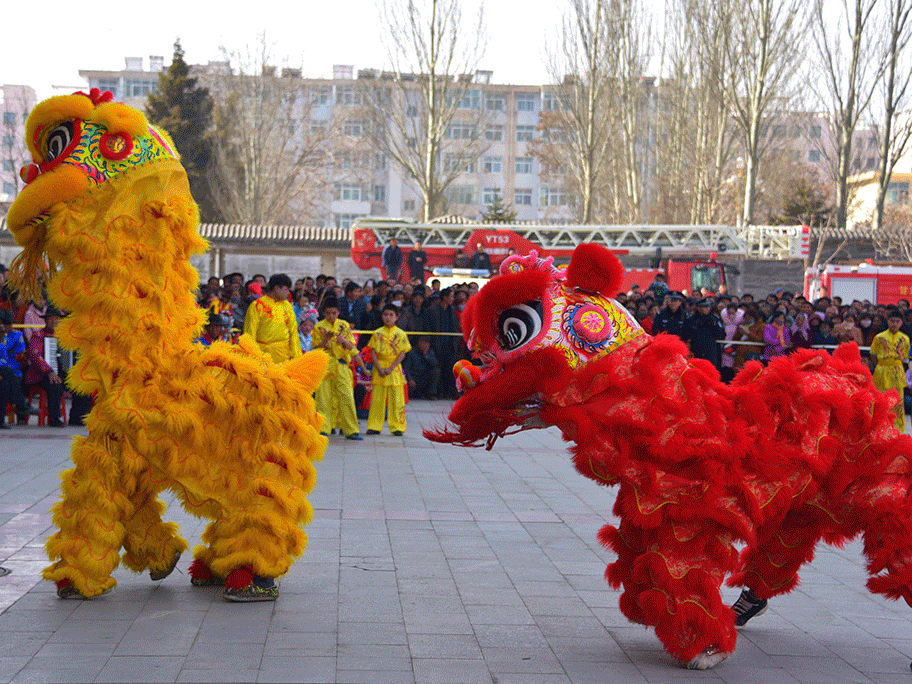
left=1, top=402, right=911, bottom=683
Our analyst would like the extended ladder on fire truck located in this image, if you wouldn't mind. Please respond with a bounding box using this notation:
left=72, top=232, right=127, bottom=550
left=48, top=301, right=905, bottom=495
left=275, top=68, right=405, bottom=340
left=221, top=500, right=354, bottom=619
left=352, top=218, right=810, bottom=261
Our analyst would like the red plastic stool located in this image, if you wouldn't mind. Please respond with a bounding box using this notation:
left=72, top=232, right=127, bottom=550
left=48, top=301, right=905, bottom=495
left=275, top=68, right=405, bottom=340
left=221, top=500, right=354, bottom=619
left=26, top=386, right=66, bottom=426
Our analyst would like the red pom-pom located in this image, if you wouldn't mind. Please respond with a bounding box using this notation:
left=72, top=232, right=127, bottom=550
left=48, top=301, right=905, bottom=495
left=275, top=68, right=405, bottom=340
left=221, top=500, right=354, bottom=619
left=188, top=559, right=213, bottom=581
left=563, top=243, right=625, bottom=297
left=224, top=564, right=255, bottom=589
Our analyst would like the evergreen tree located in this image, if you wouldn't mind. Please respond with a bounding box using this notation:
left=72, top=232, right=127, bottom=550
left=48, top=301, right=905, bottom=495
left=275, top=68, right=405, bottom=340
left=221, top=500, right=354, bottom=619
left=146, top=39, right=219, bottom=222
left=480, top=191, right=517, bottom=223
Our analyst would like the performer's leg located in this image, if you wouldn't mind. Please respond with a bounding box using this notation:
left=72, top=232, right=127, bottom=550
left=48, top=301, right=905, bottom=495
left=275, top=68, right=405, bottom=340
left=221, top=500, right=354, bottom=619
left=387, top=385, right=406, bottom=434
left=732, top=508, right=823, bottom=601
left=43, top=435, right=129, bottom=597
left=855, top=475, right=912, bottom=606
left=366, top=384, right=389, bottom=433
left=602, top=519, right=738, bottom=667
left=335, top=366, right=359, bottom=436
left=120, top=467, right=187, bottom=579
left=314, top=375, right=332, bottom=434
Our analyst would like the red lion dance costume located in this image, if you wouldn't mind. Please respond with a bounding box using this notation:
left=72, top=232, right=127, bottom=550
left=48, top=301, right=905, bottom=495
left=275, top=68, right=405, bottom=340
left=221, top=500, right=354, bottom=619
left=427, top=244, right=912, bottom=669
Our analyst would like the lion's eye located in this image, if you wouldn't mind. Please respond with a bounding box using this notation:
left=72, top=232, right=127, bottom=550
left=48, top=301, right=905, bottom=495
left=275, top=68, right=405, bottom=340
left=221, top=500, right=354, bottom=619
left=498, top=302, right=543, bottom=351
left=45, top=122, right=74, bottom=161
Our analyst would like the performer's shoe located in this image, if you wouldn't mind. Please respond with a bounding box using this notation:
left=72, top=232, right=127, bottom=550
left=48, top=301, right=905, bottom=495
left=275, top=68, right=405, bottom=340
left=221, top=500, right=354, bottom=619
left=392, top=431, right=403, bottom=436
left=685, top=644, right=730, bottom=669
left=346, top=433, right=364, bottom=440
left=366, top=429, right=380, bottom=435
left=149, top=551, right=181, bottom=581
left=732, top=588, right=768, bottom=628
left=16, top=404, right=40, bottom=418
left=223, top=577, right=278, bottom=602
left=56, top=581, right=111, bottom=599
left=188, top=559, right=223, bottom=587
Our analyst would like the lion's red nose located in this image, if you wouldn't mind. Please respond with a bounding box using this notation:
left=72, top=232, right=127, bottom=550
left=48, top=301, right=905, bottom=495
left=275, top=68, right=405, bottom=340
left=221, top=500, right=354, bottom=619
left=453, top=360, right=481, bottom=392
left=20, top=164, right=40, bottom=185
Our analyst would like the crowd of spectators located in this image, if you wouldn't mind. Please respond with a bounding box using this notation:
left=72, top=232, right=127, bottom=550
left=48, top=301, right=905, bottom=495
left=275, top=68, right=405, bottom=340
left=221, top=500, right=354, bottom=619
left=4, top=257, right=912, bottom=427
left=623, top=282, right=912, bottom=417
left=196, top=270, right=478, bottom=401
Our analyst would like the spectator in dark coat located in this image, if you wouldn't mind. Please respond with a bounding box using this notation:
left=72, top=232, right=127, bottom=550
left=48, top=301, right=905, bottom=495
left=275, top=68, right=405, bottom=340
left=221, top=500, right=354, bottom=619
left=408, top=242, right=428, bottom=284
left=382, top=238, right=403, bottom=283
left=651, top=291, right=688, bottom=341
left=683, top=298, right=725, bottom=369
left=403, top=337, right=441, bottom=399
left=427, top=288, right=461, bottom=398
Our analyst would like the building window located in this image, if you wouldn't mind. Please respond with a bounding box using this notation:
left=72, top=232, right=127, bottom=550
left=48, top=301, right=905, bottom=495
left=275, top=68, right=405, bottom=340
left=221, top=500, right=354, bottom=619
left=374, top=153, right=388, bottom=170
left=334, top=213, right=364, bottom=229
left=540, top=186, right=568, bottom=206
left=334, top=182, right=364, bottom=201
left=458, top=89, right=480, bottom=110
left=311, top=86, right=330, bottom=105
left=517, top=93, right=535, bottom=112
left=772, top=125, right=786, bottom=138
left=406, top=105, right=418, bottom=117
left=444, top=154, right=475, bottom=173
left=445, top=185, right=476, bottom=205
left=343, top=119, right=367, bottom=137
left=485, top=93, right=505, bottom=111
left=407, top=137, right=418, bottom=149
left=125, top=79, right=155, bottom=97
left=485, top=125, right=503, bottom=142
left=336, top=151, right=369, bottom=169
left=97, top=79, right=119, bottom=98
left=869, top=136, right=877, bottom=149
left=483, top=187, right=502, bottom=204
left=310, top=120, right=327, bottom=135
left=542, top=92, right=564, bottom=112
left=336, top=85, right=361, bottom=105
left=810, top=125, right=822, bottom=139
left=866, top=157, right=877, bottom=170
left=514, top=188, right=532, bottom=205
left=516, top=126, right=534, bottom=142
left=2, top=182, right=15, bottom=195
left=446, top=123, right=477, bottom=140
left=483, top=156, right=502, bottom=173
left=373, top=185, right=386, bottom=203
left=515, top=157, right=532, bottom=174
left=808, top=149, right=820, bottom=162
left=2, top=112, right=15, bottom=125
left=2, top=135, right=13, bottom=148
left=403, top=199, right=416, bottom=211
left=2, top=159, right=14, bottom=172
left=888, top=182, right=909, bottom=204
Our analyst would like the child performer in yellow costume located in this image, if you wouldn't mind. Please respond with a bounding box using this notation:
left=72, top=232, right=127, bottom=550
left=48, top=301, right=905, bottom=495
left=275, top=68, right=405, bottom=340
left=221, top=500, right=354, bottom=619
left=244, top=274, right=300, bottom=363
left=366, top=304, right=411, bottom=435
left=314, top=298, right=364, bottom=440
left=870, top=310, right=911, bottom=431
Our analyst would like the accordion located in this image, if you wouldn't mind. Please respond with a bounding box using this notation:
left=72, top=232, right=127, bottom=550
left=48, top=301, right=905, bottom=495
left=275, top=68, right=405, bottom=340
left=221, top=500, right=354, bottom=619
left=43, top=337, right=75, bottom=375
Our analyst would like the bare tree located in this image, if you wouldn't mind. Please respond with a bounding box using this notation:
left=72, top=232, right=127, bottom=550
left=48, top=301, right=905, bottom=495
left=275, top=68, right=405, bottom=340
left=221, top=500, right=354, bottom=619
left=650, top=0, right=738, bottom=224
left=204, top=35, right=333, bottom=225
left=0, top=86, right=36, bottom=209
left=871, top=0, right=912, bottom=232
left=873, top=204, right=912, bottom=258
left=363, top=0, right=489, bottom=221
left=536, top=0, right=614, bottom=223
left=719, top=0, right=809, bottom=225
left=812, top=0, right=883, bottom=230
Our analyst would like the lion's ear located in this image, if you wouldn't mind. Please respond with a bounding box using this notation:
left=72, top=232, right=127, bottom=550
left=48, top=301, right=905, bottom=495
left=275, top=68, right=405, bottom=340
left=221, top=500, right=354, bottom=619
left=563, top=243, right=625, bottom=297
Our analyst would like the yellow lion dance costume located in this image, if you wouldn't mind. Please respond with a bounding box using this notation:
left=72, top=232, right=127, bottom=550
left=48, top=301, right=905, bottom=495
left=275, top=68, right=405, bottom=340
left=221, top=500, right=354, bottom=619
left=6, top=89, right=328, bottom=601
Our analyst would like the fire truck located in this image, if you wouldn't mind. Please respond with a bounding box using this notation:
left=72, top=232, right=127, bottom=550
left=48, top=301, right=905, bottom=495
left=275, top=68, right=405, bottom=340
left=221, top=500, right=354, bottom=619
left=352, top=218, right=810, bottom=295
left=804, top=262, right=912, bottom=305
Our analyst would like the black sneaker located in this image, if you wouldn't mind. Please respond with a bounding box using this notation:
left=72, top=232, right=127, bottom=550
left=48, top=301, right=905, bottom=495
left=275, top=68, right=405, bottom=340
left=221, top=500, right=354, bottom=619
left=366, top=429, right=380, bottom=435
left=732, top=588, right=767, bottom=628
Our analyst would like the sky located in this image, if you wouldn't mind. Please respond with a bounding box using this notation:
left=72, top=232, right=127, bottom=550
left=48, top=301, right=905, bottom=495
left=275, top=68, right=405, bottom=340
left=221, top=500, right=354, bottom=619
left=1, top=0, right=586, bottom=100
